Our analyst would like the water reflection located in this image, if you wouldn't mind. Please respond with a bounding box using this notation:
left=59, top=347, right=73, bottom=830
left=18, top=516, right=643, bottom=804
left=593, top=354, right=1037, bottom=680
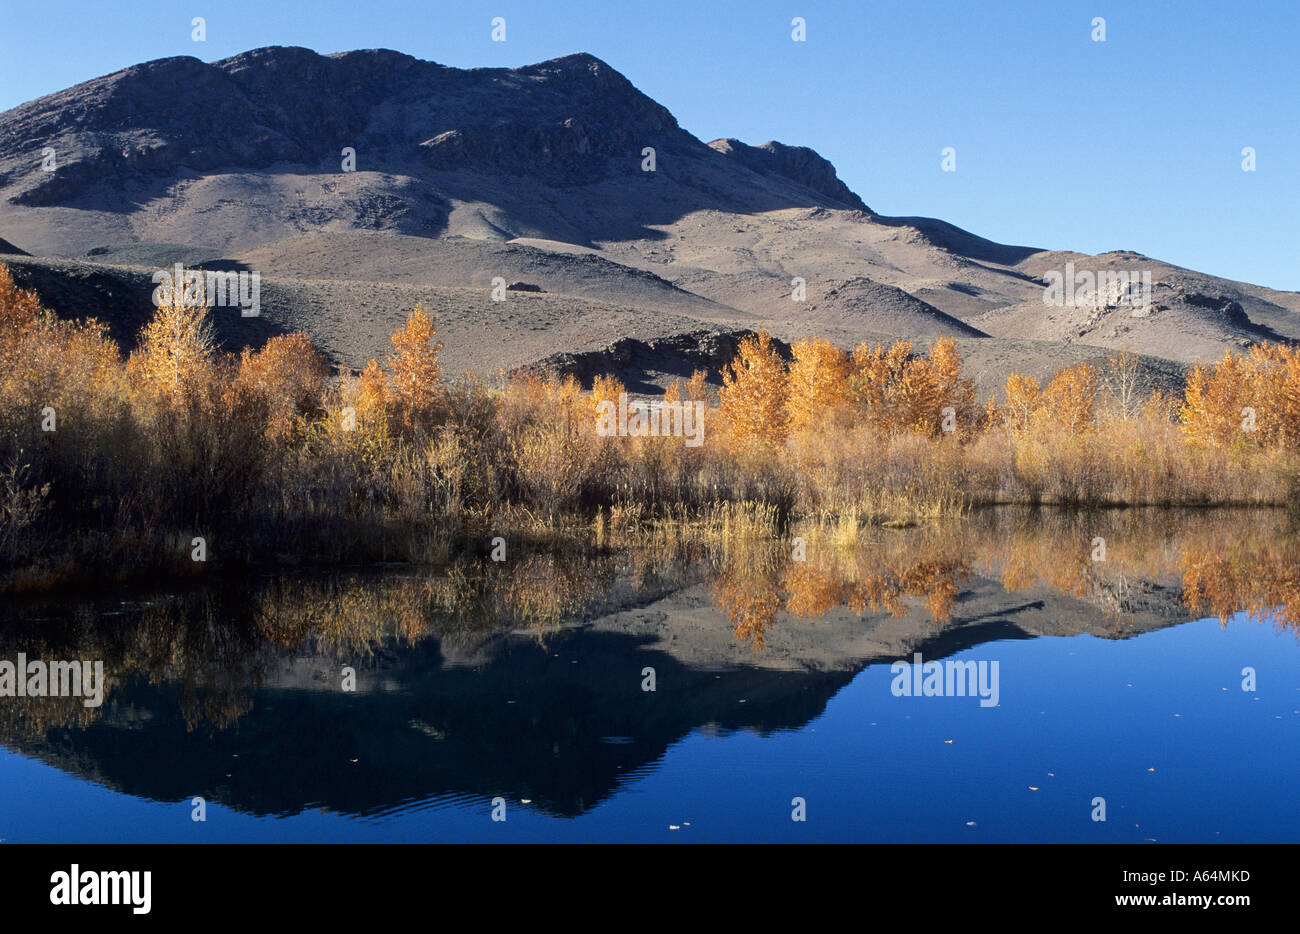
left=713, top=508, right=1300, bottom=648
left=0, top=507, right=1296, bottom=820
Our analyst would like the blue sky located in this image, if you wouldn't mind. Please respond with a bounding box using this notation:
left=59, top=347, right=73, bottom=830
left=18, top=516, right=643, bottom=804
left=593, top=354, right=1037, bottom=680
left=1, top=0, right=1296, bottom=290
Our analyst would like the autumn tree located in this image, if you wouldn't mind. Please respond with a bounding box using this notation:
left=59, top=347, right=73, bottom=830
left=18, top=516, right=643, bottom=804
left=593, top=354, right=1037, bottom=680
left=685, top=368, right=709, bottom=405
left=719, top=330, right=789, bottom=450
left=894, top=354, right=942, bottom=435
left=589, top=373, right=625, bottom=431
left=354, top=358, right=391, bottom=423
left=237, top=332, right=330, bottom=438
left=1180, top=351, right=1253, bottom=447
left=849, top=338, right=913, bottom=435
left=786, top=337, right=851, bottom=433
left=1181, top=343, right=1300, bottom=450
left=128, top=291, right=217, bottom=402
left=2, top=264, right=118, bottom=398
left=846, top=338, right=974, bottom=437
left=0, top=264, right=41, bottom=352
left=386, top=303, right=445, bottom=434
left=1002, top=372, right=1041, bottom=435
left=1036, top=362, right=1099, bottom=434
left=1242, top=343, right=1300, bottom=449
left=927, top=337, right=977, bottom=436
left=0, top=307, right=121, bottom=448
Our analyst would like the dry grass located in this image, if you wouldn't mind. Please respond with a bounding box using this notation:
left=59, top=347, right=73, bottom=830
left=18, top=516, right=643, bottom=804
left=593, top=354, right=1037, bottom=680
left=3, top=263, right=1299, bottom=590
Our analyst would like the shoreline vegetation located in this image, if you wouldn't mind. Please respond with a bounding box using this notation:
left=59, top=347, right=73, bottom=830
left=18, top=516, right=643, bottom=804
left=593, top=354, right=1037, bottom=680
left=3, top=506, right=1298, bottom=737
left=2, top=262, right=1298, bottom=594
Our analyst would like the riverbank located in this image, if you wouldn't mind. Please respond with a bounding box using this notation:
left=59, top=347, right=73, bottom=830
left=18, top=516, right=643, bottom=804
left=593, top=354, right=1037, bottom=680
left=5, top=264, right=1299, bottom=595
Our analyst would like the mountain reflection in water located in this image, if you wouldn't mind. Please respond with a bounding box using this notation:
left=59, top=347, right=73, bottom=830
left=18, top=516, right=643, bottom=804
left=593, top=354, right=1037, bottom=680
left=0, top=507, right=1297, bottom=831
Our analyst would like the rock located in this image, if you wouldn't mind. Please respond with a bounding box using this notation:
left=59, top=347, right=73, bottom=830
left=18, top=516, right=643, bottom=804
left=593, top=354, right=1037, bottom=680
left=707, top=137, right=871, bottom=212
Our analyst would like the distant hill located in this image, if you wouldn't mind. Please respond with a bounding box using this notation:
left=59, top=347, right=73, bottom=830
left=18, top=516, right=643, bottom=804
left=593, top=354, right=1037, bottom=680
left=1, top=45, right=1297, bottom=393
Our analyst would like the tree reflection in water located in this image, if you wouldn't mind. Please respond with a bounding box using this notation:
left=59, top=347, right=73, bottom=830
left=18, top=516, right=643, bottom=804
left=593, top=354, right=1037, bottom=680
left=1, top=507, right=1297, bottom=735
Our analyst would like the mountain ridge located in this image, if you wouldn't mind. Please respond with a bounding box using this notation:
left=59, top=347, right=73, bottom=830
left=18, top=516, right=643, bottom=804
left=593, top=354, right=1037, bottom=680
left=1, top=45, right=1296, bottom=393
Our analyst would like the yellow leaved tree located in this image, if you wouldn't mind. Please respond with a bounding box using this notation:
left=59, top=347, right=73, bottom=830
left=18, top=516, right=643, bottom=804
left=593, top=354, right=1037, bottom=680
left=1180, top=351, right=1252, bottom=447
left=719, top=330, right=789, bottom=450
left=236, top=332, right=330, bottom=439
left=786, top=337, right=851, bottom=433
left=849, top=338, right=912, bottom=435
left=1002, top=372, right=1042, bottom=436
left=386, top=303, right=445, bottom=434
left=927, top=337, right=978, bottom=436
left=1035, top=361, right=1098, bottom=434
left=127, top=289, right=217, bottom=403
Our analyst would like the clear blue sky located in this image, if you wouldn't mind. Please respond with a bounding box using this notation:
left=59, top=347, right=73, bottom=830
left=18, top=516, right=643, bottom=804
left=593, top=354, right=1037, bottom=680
left=2, top=0, right=1296, bottom=290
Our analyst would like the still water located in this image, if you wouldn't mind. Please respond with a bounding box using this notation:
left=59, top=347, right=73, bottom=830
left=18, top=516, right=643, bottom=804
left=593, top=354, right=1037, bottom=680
left=1, top=509, right=1297, bottom=842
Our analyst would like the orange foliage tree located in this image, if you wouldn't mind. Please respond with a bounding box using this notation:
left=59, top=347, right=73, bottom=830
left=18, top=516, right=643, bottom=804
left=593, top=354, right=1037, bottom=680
left=927, top=337, right=978, bottom=435
left=0, top=265, right=41, bottom=344
left=1002, top=372, right=1041, bottom=435
left=719, top=330, right=789, bottom=450
left=237, top=332, right=330, bottom=438
left=847, top=337, right=975, bottom=437
left=127, top=292, right=217, bottom=402
left=1180, top=351, right=1254, bottom=447
left=786, top=337, right=851, bottom=433
left=849, top=338, right=912, bottom=435
left=0, top=265, right=122, bottom=447
left=1035, top=361, right=1098, bottom=434
left=386, top=303, right=445, bottom=434
left=1181, top=343, right=1300, bottom=450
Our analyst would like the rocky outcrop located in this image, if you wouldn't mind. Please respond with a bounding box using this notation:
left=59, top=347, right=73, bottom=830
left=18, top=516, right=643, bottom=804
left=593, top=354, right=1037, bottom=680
left=517, top=328, right=793, bottom=389
left=708, top=138, right=870, bottom=212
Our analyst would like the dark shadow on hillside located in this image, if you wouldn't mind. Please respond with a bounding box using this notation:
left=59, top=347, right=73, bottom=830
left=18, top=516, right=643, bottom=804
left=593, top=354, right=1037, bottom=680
left=2, top=255, right=291, bottom=353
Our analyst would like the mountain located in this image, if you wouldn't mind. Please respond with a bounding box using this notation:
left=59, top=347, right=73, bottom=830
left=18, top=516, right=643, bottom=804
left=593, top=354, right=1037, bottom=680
left=1, top=45, right=1297, bottom=394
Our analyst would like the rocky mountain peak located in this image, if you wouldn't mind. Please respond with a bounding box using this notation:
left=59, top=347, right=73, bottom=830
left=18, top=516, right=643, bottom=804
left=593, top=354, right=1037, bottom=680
left=708, top=137, right=870, bottom=212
